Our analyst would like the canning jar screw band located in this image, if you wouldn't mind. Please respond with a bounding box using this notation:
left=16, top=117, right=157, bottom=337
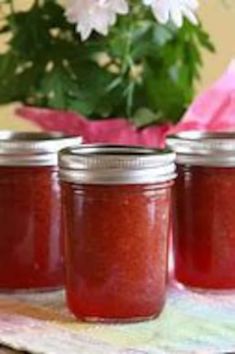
left=59, top=144, right=176, bottom=185
left=0, top=131, right=82, bottom=166
left=167, top=131, right=235, bottom=167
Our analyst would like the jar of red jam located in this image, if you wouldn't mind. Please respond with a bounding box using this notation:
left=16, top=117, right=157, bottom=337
left=168, top=131, right=235, bottom=290
left=0, top=131, right=81, bottom=291
left=59, top=145, right=176, bottom=322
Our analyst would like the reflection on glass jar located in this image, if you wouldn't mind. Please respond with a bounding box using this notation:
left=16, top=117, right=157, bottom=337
left=168, top=132, right=235, bottom=290
left=60, top=145, right=176, bottom=322
left=0, top=132, right=81, bottom=291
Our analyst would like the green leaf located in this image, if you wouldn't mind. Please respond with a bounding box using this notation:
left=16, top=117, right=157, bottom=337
left=0, top=52, right=17, bottom=78
left=153, top=24, right=175, bottom=47
left=144, top=62, right=188, bottom=122
left=0, top=59, right=43, bottom=103
left=40, top=67, right=67, bottom=109
left=132, top=107, right=162, bottom=128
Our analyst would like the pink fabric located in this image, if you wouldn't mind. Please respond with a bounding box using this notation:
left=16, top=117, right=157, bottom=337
left=16, top=106, right=171, bottom=147
left=16, top=61, right=235, bottom=147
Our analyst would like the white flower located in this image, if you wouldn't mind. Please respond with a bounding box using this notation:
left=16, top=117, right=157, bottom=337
left=66, top=0, right=128, bottom=41
left=144, top=0, right=199, bottom=27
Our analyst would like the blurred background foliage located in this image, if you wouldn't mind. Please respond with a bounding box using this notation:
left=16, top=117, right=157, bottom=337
left=0, top=0, right=215, bottom=127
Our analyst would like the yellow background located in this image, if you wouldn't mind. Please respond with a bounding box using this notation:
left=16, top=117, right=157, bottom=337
left=0, top=0, right=234, bottom=131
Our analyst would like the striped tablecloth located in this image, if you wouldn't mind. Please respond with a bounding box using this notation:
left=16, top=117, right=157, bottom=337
left=0, top=284, right=234, bottom=353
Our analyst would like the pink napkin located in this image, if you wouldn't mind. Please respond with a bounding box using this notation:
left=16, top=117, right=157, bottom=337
left=16, top=61, right=235, bottom=146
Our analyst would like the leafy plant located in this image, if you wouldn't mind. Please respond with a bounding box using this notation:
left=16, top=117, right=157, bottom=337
left=0, top=0, right=215, bottom=127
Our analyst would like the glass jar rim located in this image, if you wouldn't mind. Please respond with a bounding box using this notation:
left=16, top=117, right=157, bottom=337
left=59, top=144, right=176, bottom=184
left=0, top=131, right=82, bottom=166
left=167, top=131, right=235, bottom=166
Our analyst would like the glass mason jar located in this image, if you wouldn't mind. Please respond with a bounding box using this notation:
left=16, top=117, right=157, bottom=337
left=0, top=131, right=81, bottom=291
left=59, top=145, right=176, bottom=322
left=167, top=131, right=235, bottom=290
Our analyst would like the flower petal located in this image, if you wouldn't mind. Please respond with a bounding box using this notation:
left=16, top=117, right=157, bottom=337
left=151, top=1, right=170, bottom=24
left=110, top=0, right=129, bottom=14
left=182, top=6, right=198, bottom=25
left=145, top=0, right=199, bottom=27
left=65, top=0, right=128, bottom=40
left=169, top=0, right=183, bottom=27
left=185, top=0, right=199, bottom=11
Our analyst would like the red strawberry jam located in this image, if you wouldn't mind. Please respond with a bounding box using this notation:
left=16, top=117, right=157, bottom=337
left=0, top=166, right=62, bottom=289
left=59, top=145, right=176, bottom=322
left=168, top=132, right=235, bottom=290
left=0, top=132, right=80, bottom=290
left=174, top=165, right=235, bottom=289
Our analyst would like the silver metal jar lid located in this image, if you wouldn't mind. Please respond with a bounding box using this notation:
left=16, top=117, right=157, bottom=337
left=167, top=131, right=235, bottom=166
left=59, top=144, right=176, bottom=185
left=0, top=131, right=82, bottom=166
